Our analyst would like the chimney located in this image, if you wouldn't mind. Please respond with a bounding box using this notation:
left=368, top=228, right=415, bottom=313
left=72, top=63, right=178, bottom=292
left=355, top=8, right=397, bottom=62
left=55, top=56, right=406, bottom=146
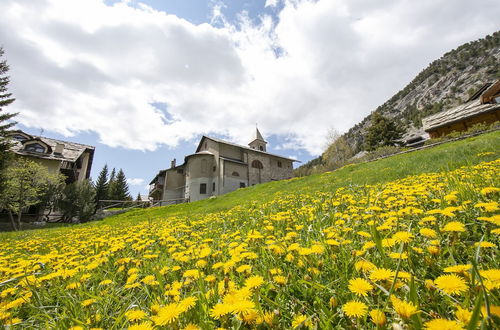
left=171, top=158, right=176, bottom=168
left=54, top=143, right=64, bottom=155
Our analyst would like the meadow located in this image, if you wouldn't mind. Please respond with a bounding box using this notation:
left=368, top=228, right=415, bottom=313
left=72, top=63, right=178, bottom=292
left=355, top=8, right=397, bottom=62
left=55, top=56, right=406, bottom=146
left=0, top=131, right=499, bottom=329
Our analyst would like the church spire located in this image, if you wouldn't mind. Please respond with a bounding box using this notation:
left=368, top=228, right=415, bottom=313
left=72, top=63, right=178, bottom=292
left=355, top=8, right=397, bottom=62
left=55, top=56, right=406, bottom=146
left=249, top=127, right=267, bottom=152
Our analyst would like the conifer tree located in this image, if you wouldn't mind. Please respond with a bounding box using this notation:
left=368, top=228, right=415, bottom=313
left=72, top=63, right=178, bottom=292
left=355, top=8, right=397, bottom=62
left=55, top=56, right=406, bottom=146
left=0, top=47, right=17, bottom=194
left=114, top=169, right=131, bottom=201
left=94, top=164, right=109, bottom=204
left=107, top=168, right=117, bottom=200
left=136, top=193, right=142, bottom=201
left=364, top=112, right=404, bottom=151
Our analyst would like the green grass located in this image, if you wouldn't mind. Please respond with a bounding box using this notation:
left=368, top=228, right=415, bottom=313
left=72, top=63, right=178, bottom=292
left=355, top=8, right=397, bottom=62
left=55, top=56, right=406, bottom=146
left=1, top=130, right=499, bottom=238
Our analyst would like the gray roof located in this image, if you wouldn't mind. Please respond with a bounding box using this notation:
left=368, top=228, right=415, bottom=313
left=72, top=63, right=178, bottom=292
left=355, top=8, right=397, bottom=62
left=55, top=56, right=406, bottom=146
left=422, top=80, right=500, bottom=132
left=422, top=99, right=500, bottom=132
left=198, top=135, right=299, bottom=162
left=10, top=131, right=95, bottom=162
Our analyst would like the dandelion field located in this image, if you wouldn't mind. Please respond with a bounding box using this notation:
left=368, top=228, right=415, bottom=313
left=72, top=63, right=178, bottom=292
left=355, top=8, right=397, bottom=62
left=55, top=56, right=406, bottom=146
left=1, top=134, right=499, bottom=329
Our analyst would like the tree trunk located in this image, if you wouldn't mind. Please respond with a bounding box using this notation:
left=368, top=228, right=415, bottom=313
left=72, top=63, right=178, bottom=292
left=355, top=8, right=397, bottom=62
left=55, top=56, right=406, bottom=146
left=16, top=210, right=23, bottom=231
left=8, top=210, right=18, bottom=231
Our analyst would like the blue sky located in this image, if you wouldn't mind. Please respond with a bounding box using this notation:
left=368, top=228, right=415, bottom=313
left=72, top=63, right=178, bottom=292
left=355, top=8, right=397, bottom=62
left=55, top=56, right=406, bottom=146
left=1, top=0, right=499, bottom=198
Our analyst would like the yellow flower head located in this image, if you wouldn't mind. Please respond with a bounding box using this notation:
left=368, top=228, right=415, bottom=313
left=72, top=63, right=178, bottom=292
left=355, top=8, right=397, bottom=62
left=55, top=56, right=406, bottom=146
left=348, top=277, right=373, bottom=297
left=369, top=309, right=386, bottom=326
left=343, top=300, right=368, bottom=318
left=434, top=274, right=468, bottom=295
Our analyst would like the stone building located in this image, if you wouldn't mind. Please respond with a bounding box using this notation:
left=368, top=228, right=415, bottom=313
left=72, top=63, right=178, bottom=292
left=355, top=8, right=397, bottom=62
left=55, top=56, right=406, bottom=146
left=149, top=129, right=297, bottom=204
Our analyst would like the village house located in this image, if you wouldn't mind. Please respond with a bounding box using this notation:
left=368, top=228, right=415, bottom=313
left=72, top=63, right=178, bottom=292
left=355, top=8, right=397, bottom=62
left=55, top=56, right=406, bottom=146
left=149, top=129, right=297, bottom=204
left=8, top=130, right=95, bottom=184
left=422, top=80, right=500, bottom=138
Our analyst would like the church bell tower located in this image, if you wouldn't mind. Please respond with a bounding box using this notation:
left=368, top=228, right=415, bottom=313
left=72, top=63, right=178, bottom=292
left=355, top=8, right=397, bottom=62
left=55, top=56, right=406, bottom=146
left=248, top=127, right=267, bottom=152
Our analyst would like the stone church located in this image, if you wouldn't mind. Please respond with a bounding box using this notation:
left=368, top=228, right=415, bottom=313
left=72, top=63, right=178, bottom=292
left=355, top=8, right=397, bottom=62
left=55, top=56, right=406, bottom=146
left=149, top=129, right=297, bottom=203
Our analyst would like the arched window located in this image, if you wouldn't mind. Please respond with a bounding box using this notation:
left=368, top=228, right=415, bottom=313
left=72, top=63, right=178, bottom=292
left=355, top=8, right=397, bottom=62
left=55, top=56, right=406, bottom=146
left=25, top=143, right=46, bottom=153
left=251, top=160, right=263, bottom=169
left=231, top=171, right=240, bottom=177
left=12, top=134, right=28, bottom=141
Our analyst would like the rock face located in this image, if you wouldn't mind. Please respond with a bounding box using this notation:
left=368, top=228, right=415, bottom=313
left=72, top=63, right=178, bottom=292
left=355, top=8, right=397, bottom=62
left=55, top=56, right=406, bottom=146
left=345, top=31, right=500, bottom=152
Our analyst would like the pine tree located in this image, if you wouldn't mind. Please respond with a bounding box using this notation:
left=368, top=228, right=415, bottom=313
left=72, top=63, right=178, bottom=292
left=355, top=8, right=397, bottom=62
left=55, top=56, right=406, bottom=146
left=107, top=168, right=117, bottom=200
left=0, top=47, right=17, bottom=194
left=136, top=193, right=142, bottom=201
left=114, top=169, right=131, bottom=201
left=364, top=112, right=404, bottom=151
left=94, top=164, right=109, bottom=205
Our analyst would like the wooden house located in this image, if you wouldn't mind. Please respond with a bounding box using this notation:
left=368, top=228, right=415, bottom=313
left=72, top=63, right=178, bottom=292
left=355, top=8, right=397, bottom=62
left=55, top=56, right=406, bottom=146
left=422, top=80, right=500, bottom=138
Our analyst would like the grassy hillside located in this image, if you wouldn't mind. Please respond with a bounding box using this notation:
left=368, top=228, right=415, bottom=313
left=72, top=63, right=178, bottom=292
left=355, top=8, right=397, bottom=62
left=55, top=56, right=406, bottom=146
left=0, top=131, right=499, bottom=329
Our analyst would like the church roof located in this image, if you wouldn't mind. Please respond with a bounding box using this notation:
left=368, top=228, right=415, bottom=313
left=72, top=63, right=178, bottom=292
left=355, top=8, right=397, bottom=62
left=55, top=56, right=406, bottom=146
left=196, top=135, right=299, bottom=162
left=255, top=127, right=265, bottom=141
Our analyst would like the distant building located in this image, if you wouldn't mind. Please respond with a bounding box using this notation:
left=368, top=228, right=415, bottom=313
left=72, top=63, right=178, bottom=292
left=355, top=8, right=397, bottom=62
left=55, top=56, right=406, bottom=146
left=8, top=130, right=95, bottom=184
left=422, top=80, right=500, bottom=138
left=149, top=129, right=297, bottom=204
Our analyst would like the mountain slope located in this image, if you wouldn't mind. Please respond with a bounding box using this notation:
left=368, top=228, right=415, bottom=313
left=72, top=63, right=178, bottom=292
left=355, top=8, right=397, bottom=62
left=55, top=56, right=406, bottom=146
left=345, top=31, right=500, bottom=152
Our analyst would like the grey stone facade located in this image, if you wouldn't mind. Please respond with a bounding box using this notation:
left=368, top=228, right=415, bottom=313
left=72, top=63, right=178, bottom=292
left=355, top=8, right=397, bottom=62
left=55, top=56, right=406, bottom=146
left=149, top=129, right=296, bottom=204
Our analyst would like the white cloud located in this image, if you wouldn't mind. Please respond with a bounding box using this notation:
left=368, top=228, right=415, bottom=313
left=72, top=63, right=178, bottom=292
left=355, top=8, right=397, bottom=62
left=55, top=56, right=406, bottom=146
left=126, top=178, right=145, bottom=186
left=0, top=0, right=498, bottom=155
left=265, top=0, right=279, bottom=8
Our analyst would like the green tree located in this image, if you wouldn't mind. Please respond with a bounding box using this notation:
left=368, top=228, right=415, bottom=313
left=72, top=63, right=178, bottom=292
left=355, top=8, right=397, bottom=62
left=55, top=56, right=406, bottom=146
left=0, top=46, right=17, bottom=196
left=94, top=164, right=109, bottom=206
left=364, top=112, right=404, bottom=151
left=113, top=169, right=131, bottom=201
left=107, top=167, right=117, bottom=200
left=136, top=193, right=142, bottom=201
left=322, top=129, right=354, bottom=171
left=58, top=180, right=96, bottom=222
left=0, top=158, right=62, bottom=230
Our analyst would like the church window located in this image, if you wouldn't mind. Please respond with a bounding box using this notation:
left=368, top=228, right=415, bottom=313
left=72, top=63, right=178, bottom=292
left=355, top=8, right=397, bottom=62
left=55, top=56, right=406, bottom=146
left=200, top=183, right=207, bottom=194
left=277, top=161, right=282, bottom=168
left=213, top=166, right=216, bottom=172
left=201, top=159, right=207, bottom=173
left=232, top=171, right=240, bottom=177
left=259, top=146, right=264, bottom=151
left=25, top=143, right=46, bottom=153
left=212, top=182, right=216, bottom=192
left=251, top=160, right=263, bottom=169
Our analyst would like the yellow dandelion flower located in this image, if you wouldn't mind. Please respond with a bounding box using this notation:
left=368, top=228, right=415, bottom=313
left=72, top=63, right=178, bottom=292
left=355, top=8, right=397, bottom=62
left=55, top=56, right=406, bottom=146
left=210, top=303, right=232, bottom=319
left=442, top=222, right=466, bottom=232
left=391, top=296, right=419, bottom=319
left=443, top=265, right=471, bottom=273
left=354, top=260, right=376, bottom=273
left=424, top=318, right=463, bottom=330
left=99, top=279, right=113, bottom=286
left=348, top=278, right=373, bottom=297
left=455, top=306, right=471, bottom=325
left=393, top=231, right=414, bottom=243
left=369, top=309, right=386, bottom=326
left=245, top=275, right=264, bottom=289
left=263, top=311, right=275, bottom=325
left=291, top=314, right=311, bottom=329
left=182, top=324, right=201, bottom=330
left=420, top=228, right=437, bottom=238
left=434, top=274, right=468, bottom=295
left=125, top=309, right=146, bottom=322
left=480, top=187, right=500, bottom=195
left=474, top=241, right=496, bottom=248
left=389, top=252, right=408, bottom=260
left=178, top=297, right=198, bottom=312
left=343, top=300, right=368, bottom=318
left=81, top=299, right=96, bottom=307
left=151, top=303, right=183, bottom=325
left=370, top=268, right=393, bottom=282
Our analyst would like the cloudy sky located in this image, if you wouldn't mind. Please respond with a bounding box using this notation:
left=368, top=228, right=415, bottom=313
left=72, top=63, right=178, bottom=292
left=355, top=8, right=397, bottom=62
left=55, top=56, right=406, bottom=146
left=1, top=0, right=498, bottom=197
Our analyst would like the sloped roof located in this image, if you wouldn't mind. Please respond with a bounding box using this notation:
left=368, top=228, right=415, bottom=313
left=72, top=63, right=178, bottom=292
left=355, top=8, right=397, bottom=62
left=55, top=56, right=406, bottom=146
left=422, top=80, right=500, bottom=132
left=197, top=135, right=299, bottom=162
left=10, top=130, right=95, bottom=162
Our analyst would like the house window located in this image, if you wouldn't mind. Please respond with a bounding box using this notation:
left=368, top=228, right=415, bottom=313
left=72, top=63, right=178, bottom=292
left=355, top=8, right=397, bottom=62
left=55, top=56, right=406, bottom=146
left=12, top=134, right=28, bottom=141
left=232, top=171, right=240, bottom=177
left=240, top=182, right=246, bottom=188
left=212, top=182, right=216, bottom=192
left=251, top=160, right=263, bottom=169
left=200, top=183, right=207, bottom=194
left=201, top=159, right=207, bottom=173
left=277, top=161, right=282, bottom=168
left=25, top=143, right=46, bottom=153
left=213, top=166, right=216, bottom=172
